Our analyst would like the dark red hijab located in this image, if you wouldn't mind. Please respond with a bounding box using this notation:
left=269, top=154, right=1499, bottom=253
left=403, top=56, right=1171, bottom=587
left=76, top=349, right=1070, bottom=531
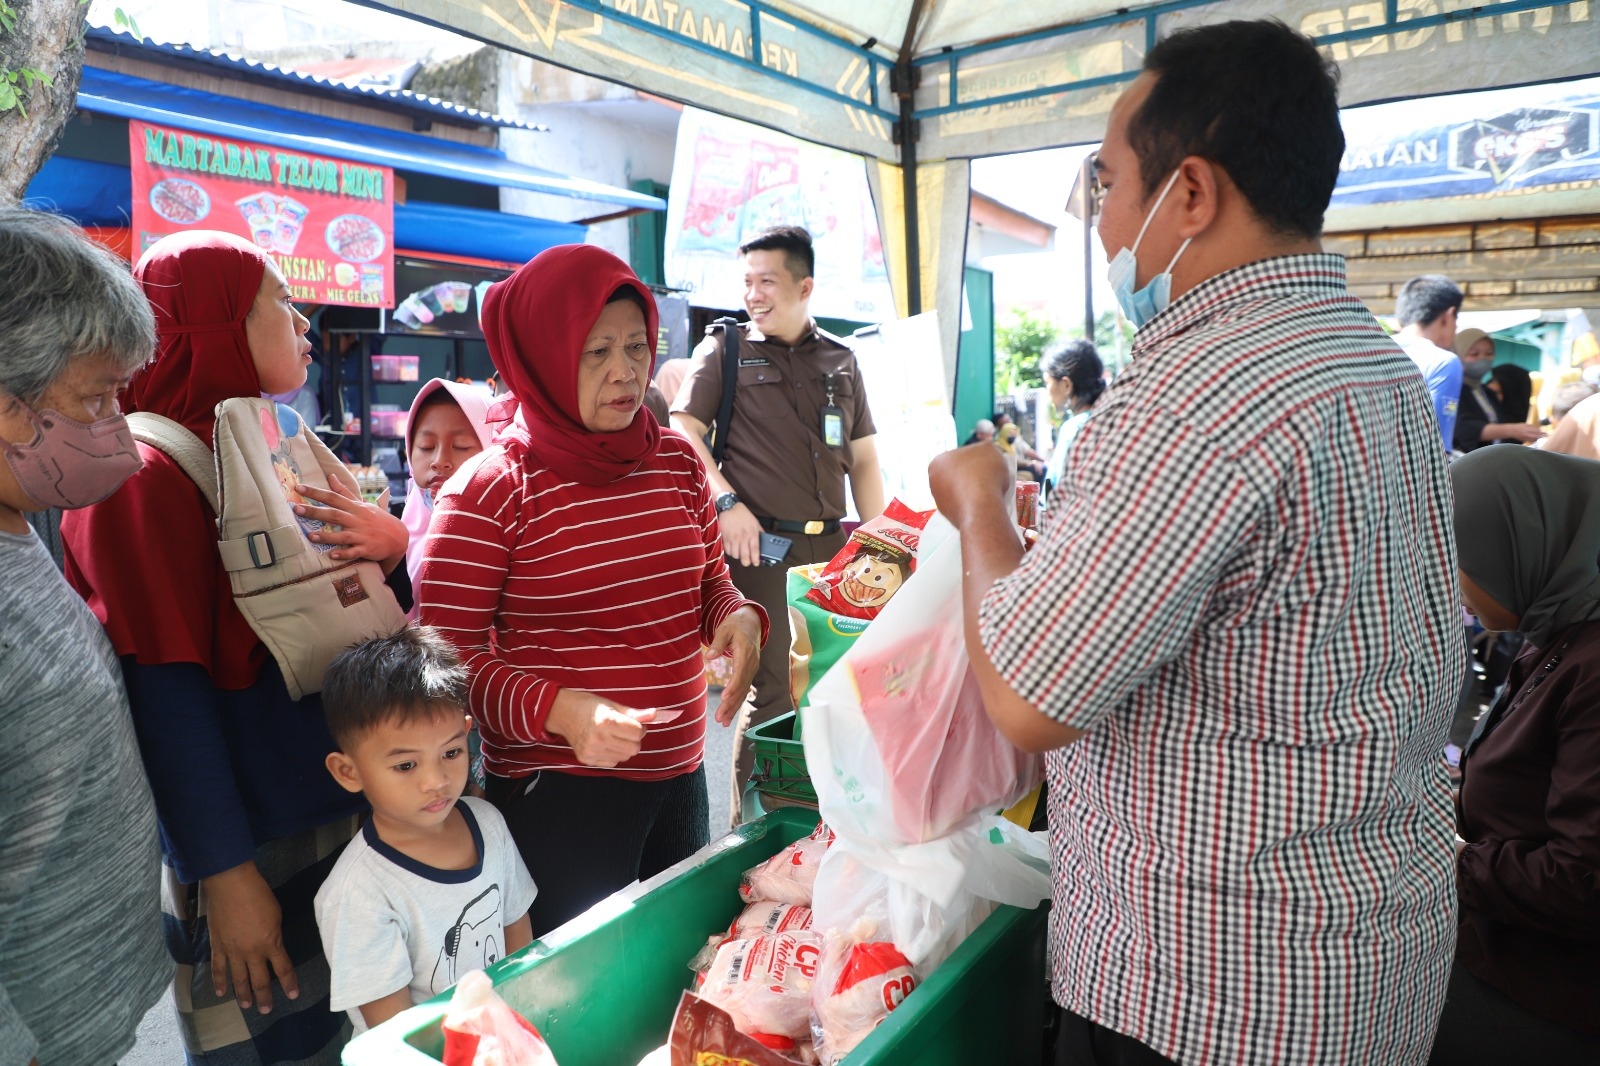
left=61, top=231, right=270, bottom=688
left=482, top=244, right=661, bottom=486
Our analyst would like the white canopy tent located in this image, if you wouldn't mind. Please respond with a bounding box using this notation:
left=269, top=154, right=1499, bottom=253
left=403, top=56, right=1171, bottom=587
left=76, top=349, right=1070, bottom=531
left=356, top=0, right=1600, bottom=376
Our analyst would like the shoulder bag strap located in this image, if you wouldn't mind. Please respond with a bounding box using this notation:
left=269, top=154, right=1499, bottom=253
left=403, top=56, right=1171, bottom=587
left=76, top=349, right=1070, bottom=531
left=710, top=317, right=739, bottom=465
left=126, top=412, right=221, bottom=514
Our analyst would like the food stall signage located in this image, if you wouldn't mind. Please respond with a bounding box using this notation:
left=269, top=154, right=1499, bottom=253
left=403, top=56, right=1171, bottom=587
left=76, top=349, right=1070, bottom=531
left=130, top=120, right=395, bottom=308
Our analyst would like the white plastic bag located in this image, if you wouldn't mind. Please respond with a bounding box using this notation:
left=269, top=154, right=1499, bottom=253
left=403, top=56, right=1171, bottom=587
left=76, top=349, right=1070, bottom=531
left=803, top=515, right=1051, bottom=972
left=803, top=516, right=1041, bottom=846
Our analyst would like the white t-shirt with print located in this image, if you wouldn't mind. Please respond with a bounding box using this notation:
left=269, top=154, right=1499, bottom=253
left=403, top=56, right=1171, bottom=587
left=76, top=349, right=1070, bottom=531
left=314, top=796, right=536, bottom=1025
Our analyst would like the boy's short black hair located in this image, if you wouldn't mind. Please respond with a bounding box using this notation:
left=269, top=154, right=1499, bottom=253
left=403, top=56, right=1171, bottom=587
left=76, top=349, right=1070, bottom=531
left=1395, top=275, right=1464, bottom=328
left=323, top=626, right=469, bottom=751
left=738, top=226, right=814, bottom=281
left=1128, top=19, right=1343, bottom=239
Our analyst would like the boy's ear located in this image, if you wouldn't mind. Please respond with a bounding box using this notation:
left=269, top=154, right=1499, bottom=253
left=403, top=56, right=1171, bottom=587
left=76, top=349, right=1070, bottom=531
left=463, top=714, right=474, bottom=733
left=325, top=750, right=365, bottom=795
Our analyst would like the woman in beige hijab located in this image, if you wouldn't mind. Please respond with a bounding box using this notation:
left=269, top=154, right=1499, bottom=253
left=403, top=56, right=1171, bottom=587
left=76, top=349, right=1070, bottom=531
left=1542, top=391, right=1600, bottom=460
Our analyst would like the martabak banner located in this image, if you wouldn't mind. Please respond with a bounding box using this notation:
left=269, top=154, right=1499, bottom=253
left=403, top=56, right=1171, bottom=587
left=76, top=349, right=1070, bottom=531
left=130, top=120, right=395, bottom=308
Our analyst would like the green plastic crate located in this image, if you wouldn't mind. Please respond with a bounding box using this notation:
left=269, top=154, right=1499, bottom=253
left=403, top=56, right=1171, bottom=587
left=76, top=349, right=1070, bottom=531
left=747, top=711, right=817, bottom=805
left=343, top=807, right=1049, bottom=1065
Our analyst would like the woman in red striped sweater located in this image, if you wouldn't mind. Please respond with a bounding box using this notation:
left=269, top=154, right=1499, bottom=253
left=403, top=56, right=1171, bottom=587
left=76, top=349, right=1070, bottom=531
left=418, top=245, right=767, bottom=936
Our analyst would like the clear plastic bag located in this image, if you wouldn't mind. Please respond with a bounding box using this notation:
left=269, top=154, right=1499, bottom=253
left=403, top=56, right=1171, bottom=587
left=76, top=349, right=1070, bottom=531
left=697, top=930, right=824, bottom=1041
left=441, top=969, right=560, bottom=1066
left=738, top=822, right=834, bottom=905
left=810, top=922, right=918, bottom=1065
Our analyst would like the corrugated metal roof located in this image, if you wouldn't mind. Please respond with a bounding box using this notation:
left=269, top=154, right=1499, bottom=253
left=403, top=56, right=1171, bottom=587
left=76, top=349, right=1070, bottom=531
left=85, top=25, right=545, bottom=133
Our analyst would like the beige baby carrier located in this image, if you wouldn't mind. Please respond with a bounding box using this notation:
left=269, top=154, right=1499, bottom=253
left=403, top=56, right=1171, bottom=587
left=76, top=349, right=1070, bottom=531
left=127, top=398, right=406, bottom=700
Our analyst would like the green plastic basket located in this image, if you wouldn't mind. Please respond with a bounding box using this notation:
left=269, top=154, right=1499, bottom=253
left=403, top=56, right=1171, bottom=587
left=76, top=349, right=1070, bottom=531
left=747, top=710, right=817, bottom=805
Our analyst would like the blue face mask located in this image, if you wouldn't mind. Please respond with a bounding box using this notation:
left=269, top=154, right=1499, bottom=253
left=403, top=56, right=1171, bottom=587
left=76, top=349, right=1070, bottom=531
left=1106, top=169, right=1193, bottom=330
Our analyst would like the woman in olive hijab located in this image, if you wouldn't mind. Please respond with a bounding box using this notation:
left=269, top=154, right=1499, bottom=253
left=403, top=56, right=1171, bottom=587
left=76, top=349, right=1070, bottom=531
left=1429, top=445, right=1600, bottom=1063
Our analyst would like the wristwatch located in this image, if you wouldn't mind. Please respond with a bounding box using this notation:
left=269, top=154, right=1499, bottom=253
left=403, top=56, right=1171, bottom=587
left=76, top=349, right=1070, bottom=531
left=714, top=491, right=740, bottom=513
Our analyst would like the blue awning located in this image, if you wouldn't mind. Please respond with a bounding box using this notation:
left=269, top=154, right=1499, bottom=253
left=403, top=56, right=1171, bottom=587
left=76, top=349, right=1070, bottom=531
left=76, top=67, right=664, bottom=211
left=24, top=155, right=585, bottom=264
left=394, top=201, right=584, bottom=263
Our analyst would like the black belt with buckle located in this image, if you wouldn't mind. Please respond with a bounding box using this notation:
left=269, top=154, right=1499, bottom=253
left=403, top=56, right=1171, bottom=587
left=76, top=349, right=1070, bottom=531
left=753, top=515, right=841, bottom=536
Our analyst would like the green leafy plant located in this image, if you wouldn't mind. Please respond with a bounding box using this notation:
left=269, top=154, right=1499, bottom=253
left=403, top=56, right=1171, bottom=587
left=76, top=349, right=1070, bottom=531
left=995, top=308, right=1060, bottom=394
left=0, top=0, right=56, bottom=116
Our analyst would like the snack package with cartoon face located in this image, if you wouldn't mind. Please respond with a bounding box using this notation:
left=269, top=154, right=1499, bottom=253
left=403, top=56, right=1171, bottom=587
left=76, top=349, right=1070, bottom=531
left=803, top=500, right=934, bottom=622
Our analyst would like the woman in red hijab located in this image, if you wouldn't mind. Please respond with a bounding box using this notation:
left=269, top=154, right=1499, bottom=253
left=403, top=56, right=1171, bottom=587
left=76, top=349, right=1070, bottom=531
left=61, top=231, right=407, bottom=1064
left=419, top=245, right=766, bottom=936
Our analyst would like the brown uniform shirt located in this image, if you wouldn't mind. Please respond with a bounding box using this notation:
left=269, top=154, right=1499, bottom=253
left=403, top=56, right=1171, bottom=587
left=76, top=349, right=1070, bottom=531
left=672, top=322, right=875, bottom=522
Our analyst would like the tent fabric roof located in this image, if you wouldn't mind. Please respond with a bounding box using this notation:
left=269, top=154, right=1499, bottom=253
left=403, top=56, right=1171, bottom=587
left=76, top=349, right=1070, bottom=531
left=76, top=67, right=665, bottom=210
left=358, top=0, right=1599, bottom=162
left=85, top=25, right=543, bottom=132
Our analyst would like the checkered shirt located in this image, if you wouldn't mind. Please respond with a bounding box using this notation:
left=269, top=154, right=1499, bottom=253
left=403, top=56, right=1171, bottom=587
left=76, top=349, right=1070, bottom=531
left=980, top=255, right=1461, bottom=1065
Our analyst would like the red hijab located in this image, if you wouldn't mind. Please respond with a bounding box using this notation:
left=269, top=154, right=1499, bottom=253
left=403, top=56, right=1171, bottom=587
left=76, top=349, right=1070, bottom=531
left=482, top=245, right=661, bottom=486
left=61, top=231, right=270, bottom=688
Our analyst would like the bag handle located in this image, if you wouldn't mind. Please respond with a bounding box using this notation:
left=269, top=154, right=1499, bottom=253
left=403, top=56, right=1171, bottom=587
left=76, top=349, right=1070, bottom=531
left=126, top=412, right=220, bottom=514
left=709, top=317, right=739, bottom=465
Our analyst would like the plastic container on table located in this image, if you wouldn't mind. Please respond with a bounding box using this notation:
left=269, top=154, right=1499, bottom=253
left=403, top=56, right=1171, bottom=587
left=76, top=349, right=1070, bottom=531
left=372, top=354, right=420, bottom=382
left=342, top=807, right=1049, bottom=1066
left=370, top=405, right=407, bottom=438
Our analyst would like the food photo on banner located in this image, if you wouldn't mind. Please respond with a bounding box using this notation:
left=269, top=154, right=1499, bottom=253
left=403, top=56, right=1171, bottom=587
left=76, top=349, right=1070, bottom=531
left=129, top=118, right=395, bottom=308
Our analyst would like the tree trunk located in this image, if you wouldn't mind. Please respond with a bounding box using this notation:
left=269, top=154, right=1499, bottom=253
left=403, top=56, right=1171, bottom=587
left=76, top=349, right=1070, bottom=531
left=0, top=0, right=87, bottom=203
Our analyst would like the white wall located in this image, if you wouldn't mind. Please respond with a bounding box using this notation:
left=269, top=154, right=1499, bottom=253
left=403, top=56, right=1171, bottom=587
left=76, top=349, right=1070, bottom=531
left=496, top=52, right=679, bottom=261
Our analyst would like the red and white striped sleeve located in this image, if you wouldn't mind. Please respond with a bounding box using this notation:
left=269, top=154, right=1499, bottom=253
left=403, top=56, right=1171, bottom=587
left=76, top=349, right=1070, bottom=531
left=418, top=451, right=561, bottom=746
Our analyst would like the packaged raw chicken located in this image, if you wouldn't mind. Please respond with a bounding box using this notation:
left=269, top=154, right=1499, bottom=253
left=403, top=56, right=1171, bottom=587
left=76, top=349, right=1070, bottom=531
left=441, top=969, right=559, bottom=1066
left=728, top=901, right=814, bottom=940
left=811, top=926, right=917, bottom=1064
left=739, top=822, right=834, bottom=905
left=698, top=930, right=824, bottom=1041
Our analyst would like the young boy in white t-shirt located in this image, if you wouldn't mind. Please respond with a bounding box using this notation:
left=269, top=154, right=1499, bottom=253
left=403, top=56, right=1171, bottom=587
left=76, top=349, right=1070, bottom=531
left=314, top=626, right=535, bottom=1030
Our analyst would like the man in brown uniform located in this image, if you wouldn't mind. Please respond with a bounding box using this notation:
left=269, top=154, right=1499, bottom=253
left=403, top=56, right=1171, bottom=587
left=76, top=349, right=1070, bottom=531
left=671, top=226, right=885, bottom=824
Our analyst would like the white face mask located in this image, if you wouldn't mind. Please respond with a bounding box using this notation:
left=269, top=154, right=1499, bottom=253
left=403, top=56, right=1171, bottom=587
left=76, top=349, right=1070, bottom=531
left=1106, top=169, right=1193, bottom=330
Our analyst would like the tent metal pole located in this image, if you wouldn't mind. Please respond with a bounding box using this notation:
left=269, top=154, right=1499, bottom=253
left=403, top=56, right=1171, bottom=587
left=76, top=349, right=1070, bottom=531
left=1082, top=154, right=1096, bottom=341
left=899, top=63, right=921, bottom=317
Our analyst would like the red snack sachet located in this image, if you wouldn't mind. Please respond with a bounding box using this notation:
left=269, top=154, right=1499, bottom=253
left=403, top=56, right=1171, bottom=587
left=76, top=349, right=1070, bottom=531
left=667, top=992, right=814, bottom=1065
left=803, top=500, right=934, bottom=621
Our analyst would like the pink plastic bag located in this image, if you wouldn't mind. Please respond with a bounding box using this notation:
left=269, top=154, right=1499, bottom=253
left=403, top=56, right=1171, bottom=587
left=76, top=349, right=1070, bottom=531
left=441, top=970, right=559, bottom=1066
left=698, top=930, right=824, bottom=1041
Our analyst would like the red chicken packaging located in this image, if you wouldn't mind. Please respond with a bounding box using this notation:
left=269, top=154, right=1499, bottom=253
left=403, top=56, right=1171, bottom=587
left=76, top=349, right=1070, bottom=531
left=739, top=822, right=834, bottom=905
left=441, top=970, right=560, bottom=1066
left=729, top=901, right=815, bottom=940
left=803, top=500, right=934, bottom=621
left=810, top=931, right=917, bottom=1064
left=697, top=930, right=824, bottom=1041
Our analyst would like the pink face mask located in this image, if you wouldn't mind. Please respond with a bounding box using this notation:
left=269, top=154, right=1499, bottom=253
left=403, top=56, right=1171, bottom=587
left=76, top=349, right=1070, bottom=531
left=3, top=399, right=143, bottom=510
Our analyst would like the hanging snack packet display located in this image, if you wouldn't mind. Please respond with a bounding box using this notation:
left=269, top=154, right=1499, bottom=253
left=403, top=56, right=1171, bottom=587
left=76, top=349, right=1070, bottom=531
left=803, top=500, right=934, bottom=621
left=786, top=563, right=867, bottom=710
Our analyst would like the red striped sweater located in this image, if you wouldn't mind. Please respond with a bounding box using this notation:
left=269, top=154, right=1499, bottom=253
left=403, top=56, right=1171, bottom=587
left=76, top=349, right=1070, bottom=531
left=417, top=429, right=766, bottom=781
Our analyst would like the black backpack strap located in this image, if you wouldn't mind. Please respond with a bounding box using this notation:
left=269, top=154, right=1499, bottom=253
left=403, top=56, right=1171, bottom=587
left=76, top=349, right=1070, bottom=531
left=709, top=317, right=739, bottom=464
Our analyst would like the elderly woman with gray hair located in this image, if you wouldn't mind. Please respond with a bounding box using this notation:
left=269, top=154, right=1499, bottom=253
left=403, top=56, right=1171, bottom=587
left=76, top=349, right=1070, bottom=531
left=0, top=207, right=171, bottom=1062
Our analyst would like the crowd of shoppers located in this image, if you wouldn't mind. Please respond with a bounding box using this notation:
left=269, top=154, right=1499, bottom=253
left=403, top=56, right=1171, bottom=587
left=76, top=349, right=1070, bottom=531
left=4, top=16, right=1599, bottom=1066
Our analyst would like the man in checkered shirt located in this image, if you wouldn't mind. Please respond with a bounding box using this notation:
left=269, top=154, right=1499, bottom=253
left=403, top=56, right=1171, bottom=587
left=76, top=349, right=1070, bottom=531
left=931, top=20, right=1460, bottom=1066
